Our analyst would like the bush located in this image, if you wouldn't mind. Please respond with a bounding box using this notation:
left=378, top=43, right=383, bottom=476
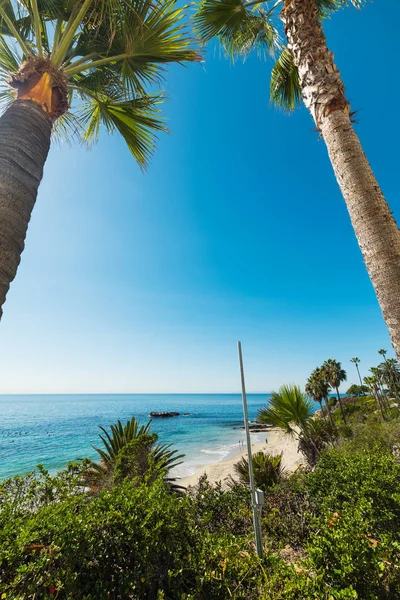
left=190, top=475, right=252, bottom=536
left=262, top=471, right=316, bottom=550
left=233, top=451, right=285, bottom=491
left=0, top=478, right=200, bottom=599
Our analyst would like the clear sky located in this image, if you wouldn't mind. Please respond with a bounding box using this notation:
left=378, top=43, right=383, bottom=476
left=0, top=1, right=398, bottom=394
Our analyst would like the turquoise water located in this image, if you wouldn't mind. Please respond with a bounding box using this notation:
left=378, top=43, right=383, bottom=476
left=0, top=394, right=270, bottom=481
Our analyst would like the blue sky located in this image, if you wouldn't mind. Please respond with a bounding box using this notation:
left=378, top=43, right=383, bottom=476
left=0, top=1, right=398, bottom=393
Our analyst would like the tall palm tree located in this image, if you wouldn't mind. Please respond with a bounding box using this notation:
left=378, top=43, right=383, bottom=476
left=0, top=0, right=198, bottom=317
left=350, top=357, right=363, bottom=387
left=322, top=359, right=347, bottom=424
left=306, top=367, right=333, bottom=427
left=193, top=0, right=400, bottom=360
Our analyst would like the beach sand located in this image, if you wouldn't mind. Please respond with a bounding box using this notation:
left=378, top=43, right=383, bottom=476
left=180, top=428, right=304, bottom=488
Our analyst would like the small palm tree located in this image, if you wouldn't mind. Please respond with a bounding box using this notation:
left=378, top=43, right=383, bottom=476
left=257, top=384, right=335, bottom=467
left=351, top=358, right=363, bottom=387
left=323, top=359, right=347, bottom=424
left=257, top=384, right=314, bottom=436
left=87, top=416, right=184, bottom=489
left=0, top=0, right=199, bottom=317
left=233, top=451, right=285, bottom=491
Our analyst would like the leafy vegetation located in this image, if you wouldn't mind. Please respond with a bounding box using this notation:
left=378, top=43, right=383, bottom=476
left=233, top=451, right=285, bottom=491
left=86, top=416, right=184, bottom=490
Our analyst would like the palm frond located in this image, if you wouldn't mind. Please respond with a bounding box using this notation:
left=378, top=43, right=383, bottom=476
left=193, top=0, right=279, bottom=58
left=317, top=0, right=365, bottom=18
left=77, top=90, right=167, bottom=169
left=270, top=46, right=300, bottom=110
left=257, top=384, right=313, bottom=436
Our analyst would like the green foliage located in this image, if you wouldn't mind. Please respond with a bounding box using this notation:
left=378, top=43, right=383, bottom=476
left=297, top=417, right=338, bottom=467
left=262, top=470, right=316, bottom=550
left=190, top=474, right=252, bottom=535
left=0, top=478, right=199, bottom=599
left=233, top=451, right=286, bottom=491
left=346, top=384, right=369, bottom=396
left=87, top=416, right=184, bottom=489
left=257, top=384, right=314, bottom=436
left=270, top=46, right=301, bottom=111
left=0, top=0, right=199, bottom=168
left=308, top=448, right=400, bottom=536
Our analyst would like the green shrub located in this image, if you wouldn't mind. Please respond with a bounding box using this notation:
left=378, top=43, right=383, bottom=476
left=262, top=471, right=316, bottom=550
left=233, top=451, right=285, bottom=491
left=190, top=475, right=252, bottom=536
left=0, top=478, right=199, bottom=599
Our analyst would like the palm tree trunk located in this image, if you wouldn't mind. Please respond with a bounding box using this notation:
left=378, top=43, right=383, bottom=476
left=373, top=388, right=387, bottom=421
left=282, top=0, right=400, bottom=361
left=317, top=399, right=326, bottom=420
left=324, top=396, right=334, bottom=427
left=0, top=100, right=52, bottom=317
left=335, top=386, right=346, bottom=424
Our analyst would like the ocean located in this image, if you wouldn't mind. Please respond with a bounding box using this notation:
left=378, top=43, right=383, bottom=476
left=0, top=393, right=270, bottom=481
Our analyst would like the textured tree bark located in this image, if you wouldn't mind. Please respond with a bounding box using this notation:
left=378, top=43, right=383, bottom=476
left=0, top=100, right=52, bottom=317
left=282, top=0, right=400, bottom=360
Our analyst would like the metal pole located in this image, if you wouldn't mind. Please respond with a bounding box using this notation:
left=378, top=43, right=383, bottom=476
left=237, top=341, right=263, bottom=558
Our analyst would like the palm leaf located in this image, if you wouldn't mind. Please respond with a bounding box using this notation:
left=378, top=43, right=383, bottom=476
left=270, top=46, right=300, bottom=110
left=194, top=0, right=278, bottom=58
left=257, top=384, right=313, bottom=436
left=77, top=90, right=167, bottom=169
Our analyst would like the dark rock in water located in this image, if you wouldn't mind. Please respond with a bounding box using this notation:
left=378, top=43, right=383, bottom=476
left=150, top=411, right=180, bottom=418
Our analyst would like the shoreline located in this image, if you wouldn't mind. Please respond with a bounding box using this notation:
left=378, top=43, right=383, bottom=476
left=179, top=428, right=304, bottom=488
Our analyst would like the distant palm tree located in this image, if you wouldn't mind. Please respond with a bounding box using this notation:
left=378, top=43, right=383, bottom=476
left=379, top=358, right=400, bottom=402
left=233, top=451, right=285, bottom=491
left=87, top=416, right=184, bottom=489
left=0, top=0, right=199, bottom=317
left=306, top=368, right=334, bottom=427
left=351, top=358, right=363, bottom=387
left=364, top=376, right=386, bottom=421
left=323, top=359, right=347, bottom=424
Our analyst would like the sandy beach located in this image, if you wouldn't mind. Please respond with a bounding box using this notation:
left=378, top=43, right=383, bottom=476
left=180, top=428, right=304, bottom=488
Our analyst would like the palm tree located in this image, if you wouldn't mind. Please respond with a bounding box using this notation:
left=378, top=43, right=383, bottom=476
left=364, top=376, right=386, bottom=421
left=351, top=357, right=363, bottom=387
left=193, top=0, right=400, bottom=361
left=305, top=374, right=324, bottom=419
left=86, top=416, right=184, bottom=489
left=379, top=358, right=400, bottom=402
left=257, top=384, right=314, bottom=436
left=257, top=384, right=335, bottom=467
left=0, top=0, right=198, bottom=317
left=306, top=367, right=333, bottom=427
left=233, top=451, right=285, bottom=491
left=322, top=359, right=347, bottom=424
